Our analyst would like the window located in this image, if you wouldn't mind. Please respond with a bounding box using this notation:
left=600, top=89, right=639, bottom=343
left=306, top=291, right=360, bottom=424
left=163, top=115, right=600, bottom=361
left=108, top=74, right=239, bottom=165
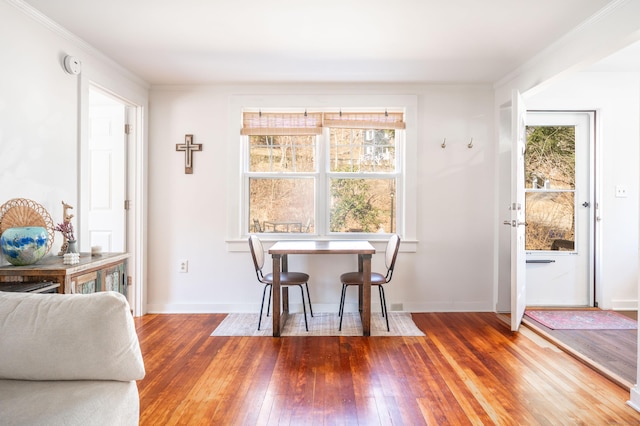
left=242, top=110, right=405, bottom=236
left=524, top=125, right=576, bottom=251
left=247, top=134, right=316, bottom=233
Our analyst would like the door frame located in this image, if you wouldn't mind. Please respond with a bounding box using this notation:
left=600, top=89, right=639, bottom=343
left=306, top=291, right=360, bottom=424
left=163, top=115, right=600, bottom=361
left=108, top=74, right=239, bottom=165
left=81, top=82, right=145, bottom=316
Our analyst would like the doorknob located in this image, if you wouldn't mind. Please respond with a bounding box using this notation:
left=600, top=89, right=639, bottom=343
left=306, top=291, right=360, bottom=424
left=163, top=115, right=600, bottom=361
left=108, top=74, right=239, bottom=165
left=503, top=220, right=527, bottom=227
left=582, top=201, right=590, bottom=207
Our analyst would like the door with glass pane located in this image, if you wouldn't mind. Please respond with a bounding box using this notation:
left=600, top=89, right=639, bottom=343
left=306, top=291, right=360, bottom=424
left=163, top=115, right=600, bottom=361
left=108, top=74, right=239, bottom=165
left=524, top=111, right=594, bottom=306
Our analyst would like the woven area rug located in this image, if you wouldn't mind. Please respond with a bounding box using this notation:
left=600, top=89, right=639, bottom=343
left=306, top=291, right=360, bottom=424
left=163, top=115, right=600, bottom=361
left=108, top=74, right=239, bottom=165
left=211, top=312, right=425, bottom=337
left=525, top=309, right=637, bottom=330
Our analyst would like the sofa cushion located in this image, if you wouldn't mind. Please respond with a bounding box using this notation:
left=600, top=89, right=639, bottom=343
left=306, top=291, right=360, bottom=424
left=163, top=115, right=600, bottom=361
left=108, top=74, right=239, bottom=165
left=0, top=379, right=140, bottom=426
left=0, top=291, right=145, bottom=381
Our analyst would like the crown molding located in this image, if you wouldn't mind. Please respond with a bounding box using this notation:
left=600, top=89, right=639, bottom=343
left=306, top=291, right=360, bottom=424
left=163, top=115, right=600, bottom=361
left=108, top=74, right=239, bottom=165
left=6, top=0, right=149, bottom=88
left=7, top=0, right=90, bottom=46
left=494, top=0, right=639, bottom=91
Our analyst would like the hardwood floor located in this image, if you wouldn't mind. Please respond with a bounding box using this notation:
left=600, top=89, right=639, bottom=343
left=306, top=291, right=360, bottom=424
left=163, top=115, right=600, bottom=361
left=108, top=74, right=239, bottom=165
left=134, top=312, right=640, bottom=425
left=523, top=313, right=637, bottom=389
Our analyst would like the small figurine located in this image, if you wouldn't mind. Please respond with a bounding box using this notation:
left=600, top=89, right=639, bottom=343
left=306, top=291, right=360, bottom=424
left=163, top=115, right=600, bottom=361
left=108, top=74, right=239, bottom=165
left=57, top=201, right=75, bottom=256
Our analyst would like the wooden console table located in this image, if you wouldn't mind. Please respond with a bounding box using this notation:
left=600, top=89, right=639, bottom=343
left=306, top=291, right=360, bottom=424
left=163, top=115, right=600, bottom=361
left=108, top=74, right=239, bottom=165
left=0, top=252, right=129, bottom=295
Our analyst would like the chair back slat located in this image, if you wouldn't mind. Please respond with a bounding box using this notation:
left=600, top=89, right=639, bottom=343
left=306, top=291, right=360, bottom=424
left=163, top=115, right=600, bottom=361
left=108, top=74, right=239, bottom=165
left=248, top=235, right=265, bottom=280
left=384, top=234, right=401, bottom=282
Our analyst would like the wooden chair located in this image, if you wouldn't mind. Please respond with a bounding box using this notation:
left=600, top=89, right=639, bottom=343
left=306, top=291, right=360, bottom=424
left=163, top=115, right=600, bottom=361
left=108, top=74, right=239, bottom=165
left=338, top=234, right=400, bottom=332
left=248, top=234, right=313, bottom=331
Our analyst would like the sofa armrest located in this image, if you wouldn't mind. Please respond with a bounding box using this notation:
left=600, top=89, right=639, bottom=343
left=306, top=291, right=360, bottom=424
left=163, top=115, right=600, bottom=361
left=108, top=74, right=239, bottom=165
left=0, top=291, right=145, bottom=381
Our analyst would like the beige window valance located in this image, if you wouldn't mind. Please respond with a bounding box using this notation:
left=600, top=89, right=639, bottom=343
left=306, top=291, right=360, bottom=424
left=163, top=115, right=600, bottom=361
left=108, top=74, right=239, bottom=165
left=241, top=112, right=323, bottom=136
left=322, top=111, right=405, bottom=130
left=241, top=111, right=405, bottom=135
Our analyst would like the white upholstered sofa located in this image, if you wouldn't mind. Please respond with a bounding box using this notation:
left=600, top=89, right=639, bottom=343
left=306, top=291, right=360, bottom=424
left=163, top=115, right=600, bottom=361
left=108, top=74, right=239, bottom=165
left=0, top=291, right=145, bottom=426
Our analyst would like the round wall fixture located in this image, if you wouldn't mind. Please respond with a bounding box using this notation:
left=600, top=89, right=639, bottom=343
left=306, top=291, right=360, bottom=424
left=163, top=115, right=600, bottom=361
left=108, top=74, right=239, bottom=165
left=63, top=55, right=82, bottom=75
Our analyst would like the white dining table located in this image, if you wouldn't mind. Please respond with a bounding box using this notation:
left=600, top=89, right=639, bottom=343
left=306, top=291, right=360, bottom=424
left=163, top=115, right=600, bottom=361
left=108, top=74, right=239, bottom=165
left=268, top=240, right=376, bottom=337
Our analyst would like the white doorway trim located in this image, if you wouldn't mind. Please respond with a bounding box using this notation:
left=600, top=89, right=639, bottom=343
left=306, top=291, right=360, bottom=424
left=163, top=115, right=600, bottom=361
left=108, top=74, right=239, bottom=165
left=81, top=82, right=146, bottom=316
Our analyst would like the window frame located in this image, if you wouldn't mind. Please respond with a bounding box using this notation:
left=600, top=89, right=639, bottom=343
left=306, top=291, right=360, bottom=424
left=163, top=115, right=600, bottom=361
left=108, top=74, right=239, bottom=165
left=244, top=132, right=320, bottom=235
left=227, top=94, right=418, bottom=247
left=324, top=127, right=403, bottom=236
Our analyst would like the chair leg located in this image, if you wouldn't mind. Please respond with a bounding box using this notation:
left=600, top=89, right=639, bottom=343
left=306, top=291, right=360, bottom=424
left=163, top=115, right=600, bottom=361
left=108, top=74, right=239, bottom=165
left=305, top=282, right=314, bottom=317
left=338, top=284, right=348, bottom=331
left=266, top=285, right=272, bottom=317
left=298, top=285, right=309, bottom=331
left=258, top=284, right=271, bottom=330
left=379, top=285, right=390, bottom=332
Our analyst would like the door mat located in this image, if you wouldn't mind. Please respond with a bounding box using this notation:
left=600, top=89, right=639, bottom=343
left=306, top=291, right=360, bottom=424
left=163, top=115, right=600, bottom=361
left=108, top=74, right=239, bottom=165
left=525, top=309, right=637, bottom=330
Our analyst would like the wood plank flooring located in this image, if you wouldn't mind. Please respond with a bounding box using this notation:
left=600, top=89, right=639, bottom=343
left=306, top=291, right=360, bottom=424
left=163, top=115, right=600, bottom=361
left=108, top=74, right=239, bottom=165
left=134, top=312, right=640, bottom=425
left=523, top=312, right=637, bottom=389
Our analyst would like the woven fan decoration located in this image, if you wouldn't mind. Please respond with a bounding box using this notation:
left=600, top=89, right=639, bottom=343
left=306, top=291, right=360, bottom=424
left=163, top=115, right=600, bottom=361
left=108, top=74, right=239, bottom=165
left=0, top=198, right=55, bottom=254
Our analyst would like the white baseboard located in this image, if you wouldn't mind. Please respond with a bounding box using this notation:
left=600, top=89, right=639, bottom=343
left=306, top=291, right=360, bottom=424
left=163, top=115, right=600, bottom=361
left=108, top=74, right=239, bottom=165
left=611, top=299, right=638, bottom=311
left=628, top=386, right=640, bottom=413
left=146, top=301, right=494, bottom=314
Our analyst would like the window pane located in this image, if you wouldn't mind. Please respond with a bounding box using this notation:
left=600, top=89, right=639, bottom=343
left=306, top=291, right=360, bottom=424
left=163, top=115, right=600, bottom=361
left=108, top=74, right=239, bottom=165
left=249, top=135, right=315, bottom=172
left=329, top=129, right=395, bottom=172
left=525, top=191, right=575, bottom=251
left=329, top=178, right=396, bottom=233
left=249, top=178, right=315, bottom=233
left=525, top=126, right=575, bottom=190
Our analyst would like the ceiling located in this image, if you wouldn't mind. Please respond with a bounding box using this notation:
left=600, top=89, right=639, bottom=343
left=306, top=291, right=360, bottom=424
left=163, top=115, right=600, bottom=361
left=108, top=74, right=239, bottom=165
left=20, top=0, right=631, bottom=85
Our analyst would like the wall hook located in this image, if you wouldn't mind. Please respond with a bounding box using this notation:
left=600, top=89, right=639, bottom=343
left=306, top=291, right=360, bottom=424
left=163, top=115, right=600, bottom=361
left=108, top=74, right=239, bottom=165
left=441, top=138, right=447, bottom=149
left=468, top=138, right=474, bottom=148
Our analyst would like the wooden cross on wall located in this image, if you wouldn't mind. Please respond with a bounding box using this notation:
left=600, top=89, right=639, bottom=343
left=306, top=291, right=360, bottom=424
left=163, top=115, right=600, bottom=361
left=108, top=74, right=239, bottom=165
left=176, top=134, right=202, bottom=174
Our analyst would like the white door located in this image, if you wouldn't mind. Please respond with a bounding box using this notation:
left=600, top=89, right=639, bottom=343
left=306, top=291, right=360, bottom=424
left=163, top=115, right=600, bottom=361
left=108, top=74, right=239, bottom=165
left=88, top=89, right=126, bottom=252
left=510, top=91, right=527, bottom=332
left=524, top=112, right=593, bottom=306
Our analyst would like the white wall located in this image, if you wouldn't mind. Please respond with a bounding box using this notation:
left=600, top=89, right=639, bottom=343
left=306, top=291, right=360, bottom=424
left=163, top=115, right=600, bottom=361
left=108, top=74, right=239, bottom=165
left=147, top=84, right=496, bottom=313
left=0, top=2, right=149, bottom=282
left=493, top=1, right=640, bottom=107
left=527, top=71, right=640, bottom=310
left=0, top=1, right=78, bottom=245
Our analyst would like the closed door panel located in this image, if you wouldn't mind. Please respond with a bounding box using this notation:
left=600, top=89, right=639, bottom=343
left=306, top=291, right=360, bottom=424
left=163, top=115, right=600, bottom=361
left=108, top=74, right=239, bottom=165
left=88, top=89, right=126, bottom=253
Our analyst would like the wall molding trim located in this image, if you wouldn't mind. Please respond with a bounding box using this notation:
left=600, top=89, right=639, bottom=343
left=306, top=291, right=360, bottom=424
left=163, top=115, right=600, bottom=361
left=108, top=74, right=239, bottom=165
left=7, top=0, right=149, bottom=88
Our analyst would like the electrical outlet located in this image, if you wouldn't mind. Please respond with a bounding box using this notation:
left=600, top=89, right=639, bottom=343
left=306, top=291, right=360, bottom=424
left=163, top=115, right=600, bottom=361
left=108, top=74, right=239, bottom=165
left=615, top=185, right=628, bottom=198
left=390, top=303, right=404, bottom=311
left=179, top=260, right=188, bottom=273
